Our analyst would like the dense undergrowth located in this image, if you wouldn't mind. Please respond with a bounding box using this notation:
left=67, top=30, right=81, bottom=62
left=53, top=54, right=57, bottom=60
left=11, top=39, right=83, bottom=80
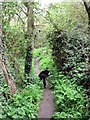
left=49, top=72, right=87, bottom=118
left=0, top=52, right=43, bottom=119
left=34, top=47, right=89, bottom=118
left=0, top=83, right=42, bottom=119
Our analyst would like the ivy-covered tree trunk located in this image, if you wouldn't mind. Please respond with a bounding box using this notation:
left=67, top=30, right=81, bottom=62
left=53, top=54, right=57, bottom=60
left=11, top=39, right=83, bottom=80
left=0, top=26, right=16, bottom=94
left=1, top=3, right=17, bottom=94
left=24, top=2, right=34, bottom=79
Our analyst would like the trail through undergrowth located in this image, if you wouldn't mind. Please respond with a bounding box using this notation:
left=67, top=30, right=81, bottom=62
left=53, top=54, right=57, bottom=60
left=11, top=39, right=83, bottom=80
left=34, top=57, right=55, bottom=118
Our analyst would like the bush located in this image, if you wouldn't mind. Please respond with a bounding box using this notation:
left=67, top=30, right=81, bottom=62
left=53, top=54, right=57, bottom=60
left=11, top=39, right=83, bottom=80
left=47, top=29, right=67, bottom=70
left=64, top=30, right=90, bottom=90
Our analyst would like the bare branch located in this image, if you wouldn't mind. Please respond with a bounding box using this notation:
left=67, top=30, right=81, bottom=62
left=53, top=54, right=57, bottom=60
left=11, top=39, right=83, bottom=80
left=15, top=13, right=25, bottom=24
left=82, top=0, right=89, bottom=13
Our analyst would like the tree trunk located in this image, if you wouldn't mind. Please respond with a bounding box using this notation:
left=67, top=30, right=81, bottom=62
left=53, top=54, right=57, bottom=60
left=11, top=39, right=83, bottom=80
left=82, top=0, right=90, bottom=34
left=24, top=1, right=34, bottom=79
left=0, top=26, right=16, bottom=94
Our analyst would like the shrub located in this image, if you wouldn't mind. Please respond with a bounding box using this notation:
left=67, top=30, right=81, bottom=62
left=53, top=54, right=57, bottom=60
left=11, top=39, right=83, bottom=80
left=47, top=29, right=67, bottom=70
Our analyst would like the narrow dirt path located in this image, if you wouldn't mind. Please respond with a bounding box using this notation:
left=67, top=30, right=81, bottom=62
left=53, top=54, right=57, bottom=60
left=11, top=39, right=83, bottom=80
left=34, top=57, right=55, bottom=118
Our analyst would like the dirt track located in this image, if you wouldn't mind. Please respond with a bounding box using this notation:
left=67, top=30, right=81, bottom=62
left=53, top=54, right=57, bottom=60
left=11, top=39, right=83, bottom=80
left=34, top=57, right=55, bottom=118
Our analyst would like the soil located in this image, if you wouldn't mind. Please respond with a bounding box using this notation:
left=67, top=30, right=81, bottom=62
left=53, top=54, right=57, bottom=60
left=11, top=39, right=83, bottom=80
left=34, top=57, right=55, bottom=118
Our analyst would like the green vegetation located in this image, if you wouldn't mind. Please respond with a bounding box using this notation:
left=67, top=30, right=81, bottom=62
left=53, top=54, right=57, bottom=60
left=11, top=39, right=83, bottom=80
left=1, top=0, right=90, bottom=119
left=0, top=84, right=42, bottom=119
left=51, top=74, right=86, bottom=118
left=35, top=47, right=89, bottom=118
